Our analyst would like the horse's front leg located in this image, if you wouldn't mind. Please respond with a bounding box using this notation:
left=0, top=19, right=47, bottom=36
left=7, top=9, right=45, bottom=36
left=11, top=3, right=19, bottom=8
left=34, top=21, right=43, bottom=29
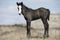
left=26, top=21, right=31, bottom=38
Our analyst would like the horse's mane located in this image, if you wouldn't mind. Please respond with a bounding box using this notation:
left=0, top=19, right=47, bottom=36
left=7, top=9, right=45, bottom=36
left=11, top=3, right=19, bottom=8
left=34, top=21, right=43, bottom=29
left=23, top=4, right=33, bottom=10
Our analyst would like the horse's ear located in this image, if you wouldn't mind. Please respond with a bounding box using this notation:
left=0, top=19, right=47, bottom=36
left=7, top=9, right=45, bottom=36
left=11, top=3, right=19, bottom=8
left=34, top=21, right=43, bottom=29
left=21, top=2, right=23, bottom=5
left=16, top=2, right=18, bottom=5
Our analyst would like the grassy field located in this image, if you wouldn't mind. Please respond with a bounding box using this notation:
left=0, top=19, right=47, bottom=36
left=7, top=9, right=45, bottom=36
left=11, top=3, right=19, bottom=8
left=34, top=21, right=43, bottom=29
left=0, top=14, right=60, bottom=40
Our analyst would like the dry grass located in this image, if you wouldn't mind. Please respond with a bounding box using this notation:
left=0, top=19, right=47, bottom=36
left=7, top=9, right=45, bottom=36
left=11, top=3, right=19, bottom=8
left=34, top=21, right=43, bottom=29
left=0, top=14, right=60, bottom=40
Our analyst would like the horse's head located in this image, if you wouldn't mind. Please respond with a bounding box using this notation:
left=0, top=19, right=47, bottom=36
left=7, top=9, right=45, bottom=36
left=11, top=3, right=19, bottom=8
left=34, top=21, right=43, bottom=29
left=16, top=2, right=23, bottom=15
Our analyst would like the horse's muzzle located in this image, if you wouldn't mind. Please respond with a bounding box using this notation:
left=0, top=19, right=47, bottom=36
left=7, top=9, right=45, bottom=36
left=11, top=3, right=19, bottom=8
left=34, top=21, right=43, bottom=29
left=19, top=13, right=21, bottom=15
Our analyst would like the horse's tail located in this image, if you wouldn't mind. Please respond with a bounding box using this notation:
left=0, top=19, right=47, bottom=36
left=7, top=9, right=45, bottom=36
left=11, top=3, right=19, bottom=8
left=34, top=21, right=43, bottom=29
left=47, top=9, right=50, bottom=21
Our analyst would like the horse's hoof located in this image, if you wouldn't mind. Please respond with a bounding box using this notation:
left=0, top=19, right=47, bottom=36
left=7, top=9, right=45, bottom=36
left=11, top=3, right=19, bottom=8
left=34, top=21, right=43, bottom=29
left=27, top=34, right=31, bottom=38
left=43, top=35, right=46, bottom=38
left=46, top=35, right=49, bottom=38
left=27, top=35, right=30, bottom=38
left=43, top=35, right=49, bottom=38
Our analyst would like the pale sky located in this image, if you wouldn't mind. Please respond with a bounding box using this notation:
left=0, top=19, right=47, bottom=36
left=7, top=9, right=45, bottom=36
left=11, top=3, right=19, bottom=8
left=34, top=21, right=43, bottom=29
left=0, top=0, right=60, bottom=25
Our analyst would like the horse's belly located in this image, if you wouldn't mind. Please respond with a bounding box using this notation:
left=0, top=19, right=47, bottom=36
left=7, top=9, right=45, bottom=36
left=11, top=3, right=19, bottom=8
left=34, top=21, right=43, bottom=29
left=32, top=16, right=40, bottom=21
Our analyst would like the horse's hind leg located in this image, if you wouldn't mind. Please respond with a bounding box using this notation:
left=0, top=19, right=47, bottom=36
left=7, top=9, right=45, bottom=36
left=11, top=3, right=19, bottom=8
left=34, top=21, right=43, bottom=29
left=41, top=19, right=49, bottom=38
left=43, top=21, right=47, bottom=38
left=26, top=21, right=31, bottom=38
left=46, top=21, right=49, bottom=37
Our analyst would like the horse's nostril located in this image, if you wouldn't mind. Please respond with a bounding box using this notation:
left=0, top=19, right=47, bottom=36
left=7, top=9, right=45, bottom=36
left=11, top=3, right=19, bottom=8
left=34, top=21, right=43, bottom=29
left=19, top=13, right=21, bottom=15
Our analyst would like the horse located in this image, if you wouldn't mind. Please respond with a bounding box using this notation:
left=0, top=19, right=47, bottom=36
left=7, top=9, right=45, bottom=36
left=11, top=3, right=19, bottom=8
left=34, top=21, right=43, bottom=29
left=16, top=2, right=50, bottom=38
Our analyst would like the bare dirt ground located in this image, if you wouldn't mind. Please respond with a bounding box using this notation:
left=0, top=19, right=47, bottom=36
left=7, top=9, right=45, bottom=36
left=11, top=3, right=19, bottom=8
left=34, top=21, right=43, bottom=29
left=0, top=14, right=60, bottom=40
